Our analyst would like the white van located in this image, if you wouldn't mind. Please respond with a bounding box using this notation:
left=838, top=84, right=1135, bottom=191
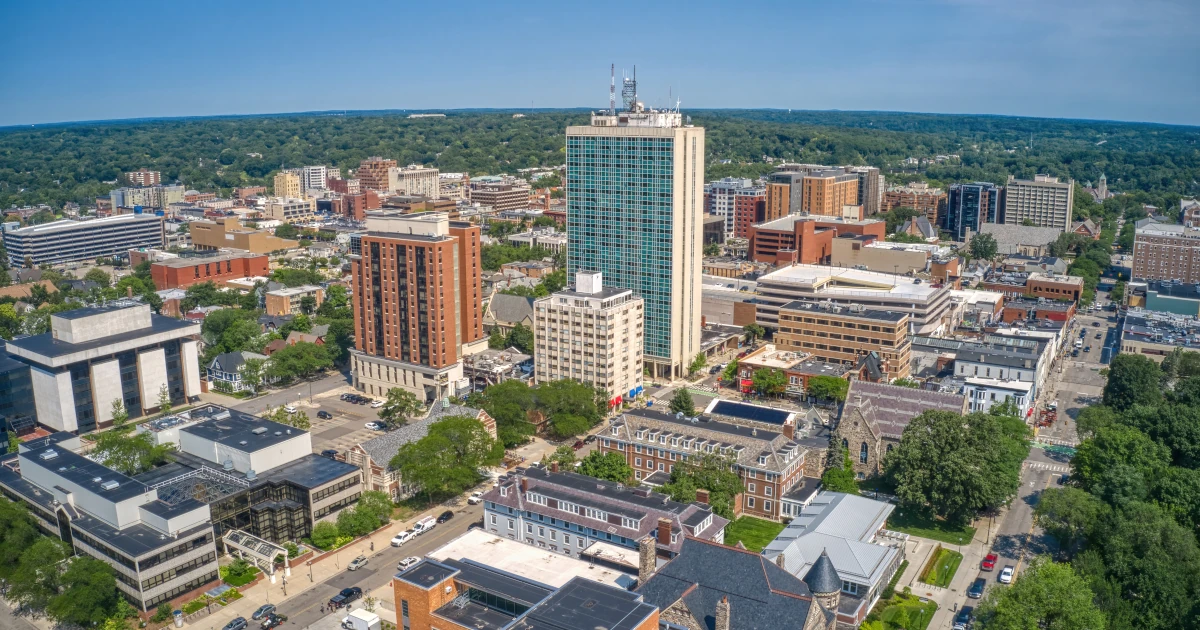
left=412, top=516, right=436, bottom=534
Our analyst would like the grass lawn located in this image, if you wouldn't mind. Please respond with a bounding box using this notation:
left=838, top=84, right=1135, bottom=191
left=886, top=509, right=976, bottom=546
left=918, top=547, right=963, bottom=588
left=877, top=593, right=938, bottom=630
left=724, top=516, right=786, bottom=552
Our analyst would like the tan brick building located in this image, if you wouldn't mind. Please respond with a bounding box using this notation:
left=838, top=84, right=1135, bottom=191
left=801, top=170, right=859, bottom=216
left=263, top=197, right=316, bottom=223
left=273, top=171, right=301, bottom=199
left=882, top=182, right=946, bottom=222
left=1133, top=220, right=1200, bottom=283
left=357, top=157, right=397, bottom=192
left=775, top=302, right=912, bottom=380
left=469, top=184, right=531, bottom=212
left=190, top=217, right=299, bottom=253
left=265, top=285, right=324, bottom=316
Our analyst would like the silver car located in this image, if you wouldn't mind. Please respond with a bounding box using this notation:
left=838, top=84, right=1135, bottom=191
left=347, top=555, right=369, bottom=571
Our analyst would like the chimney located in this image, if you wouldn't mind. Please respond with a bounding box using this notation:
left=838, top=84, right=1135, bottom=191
left=550, top=461, right=559, bottom=473
left=775, top=553, right=786, bottom=570
left=715, top=596, right=731, bottom=630
left=638, top=536, right=657, bottom=585
left=657, top=517, right=672, bottom=546
left=783, top=420, right=795, bottom=440
left=695, top=489, right=710, bottom=504
left=519, top=477, right=528, bottom=493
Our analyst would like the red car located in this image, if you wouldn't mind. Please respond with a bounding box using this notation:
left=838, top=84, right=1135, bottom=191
left=981, top=553, right=998, bottom=571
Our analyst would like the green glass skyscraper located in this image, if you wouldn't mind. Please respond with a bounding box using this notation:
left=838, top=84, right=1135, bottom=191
left=565, top=100, right=704, bottom=380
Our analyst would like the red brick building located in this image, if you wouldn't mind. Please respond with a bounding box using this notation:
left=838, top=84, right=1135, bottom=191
left=733, top=190, right=767, bottom=238
left=748, top=215, right=886, bottom=265
left=150, top=252, right=269, bottom=290
left=1000, top=298, right=1076, bottom=323
left=343, top=191, right=381, bottom=220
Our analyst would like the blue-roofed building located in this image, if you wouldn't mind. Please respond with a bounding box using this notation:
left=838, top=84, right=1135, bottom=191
left=3, top=302, right=202, bottom=435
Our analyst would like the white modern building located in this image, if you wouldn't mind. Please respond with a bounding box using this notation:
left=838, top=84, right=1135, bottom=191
left=300, top=165, right=328, bottom=191
left=3, top=303, right=202, bottom=434
left=533, top=271, right=644, bottom=404
left=388, top=164, right=440, bottom=197
left=705, top=177, right=755, bottom=235
left=964, top=377, right=1034, bottom=417
left=2, top=214, right=165, bottom=266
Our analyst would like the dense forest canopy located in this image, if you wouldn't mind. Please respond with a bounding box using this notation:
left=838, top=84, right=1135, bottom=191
left=1, top=109, right=1196, bottom=211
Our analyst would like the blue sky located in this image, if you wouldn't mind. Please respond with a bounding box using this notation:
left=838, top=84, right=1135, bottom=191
left=2, top=0, right=1197, bottom=126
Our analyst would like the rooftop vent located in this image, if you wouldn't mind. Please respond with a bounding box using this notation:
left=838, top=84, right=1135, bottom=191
left=246, top=469, right=257, bottom=481
left=223, top=460, right=234, bottom=472
left=239, top=441, right=249, bottom=446
left=252, top=427, right=268, bottom=435
left=39, top=450, right=58, bottom=461
left=92, top=477, right=102, bottom=483
left=101, top=480, right=120, bottom=491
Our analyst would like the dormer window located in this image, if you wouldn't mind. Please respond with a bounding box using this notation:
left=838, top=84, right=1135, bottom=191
left=500, top=486, right=508, bottom=497
left=758, top=455, right=768, bottom=465
left=611, top=427, right=619, bottom=436
left=636, top=430, right=646, bottom=440
left=659, top=436, right=666, bottom=444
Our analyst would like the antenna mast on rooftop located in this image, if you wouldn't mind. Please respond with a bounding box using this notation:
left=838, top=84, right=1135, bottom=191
left=621, top=66, right=637, bottom=112
left=609, top=64, right=616, bottom=115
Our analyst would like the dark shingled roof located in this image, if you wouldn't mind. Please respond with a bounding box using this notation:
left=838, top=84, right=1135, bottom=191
left=841, top=380, right=966, bottom=440
left=803, top=550, right=842, bottom=594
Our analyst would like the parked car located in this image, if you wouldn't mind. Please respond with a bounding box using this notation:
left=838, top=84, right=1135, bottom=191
left=223, top=618, right=248, bottom=630
left=468, top=521, right=484, bottom=530
left=371, top=400, right=385, bottom=408
left=347, top=555, right=369, bottom=571
left=260, top=614, right=288, bottom=630
left=467, top=492, right=484, bottom=505
left=572, top=440, right=585, bottom=450
left=391, top=530, right=414, bottom=546
left=413, top=516, right=436, bottom=534
left=251, top=605, right=275, bottom=621
left=584, top=435, right=598, bottom=444
left=1092, top=321, right=1101, bottom=327
left=321, top=449, right=339, bottom=458
left=398, top=556, right=420, bottom=571
left=981, top=553, right=997, bottom=571
left=284, top=405, right=297, bottom=414
left=999, top=566, right=1015, bottom=584
left=1084, top=346, right=1091, bottom=352
left=1059, top=473, right=1070, bottom=485
left=437, top=510, right=454, bottom=523
left=1095, top=333, right=1102, bottom=339
left=953, top=606, right=974, bottom=630
left=365, top=421, right=386, bottom=430
left=328, top=587, right=363, bottom=609
left=967, top=578, right=986, bottom=599
left=317, top=410, right=332, bottom=419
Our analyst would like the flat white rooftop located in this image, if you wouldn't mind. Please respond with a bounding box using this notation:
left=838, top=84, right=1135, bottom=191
left=427, top=529, right=636, bottom=589
left=757, top=264, right=942, bottom=301
left=965, top=377, right=1034, bottom=392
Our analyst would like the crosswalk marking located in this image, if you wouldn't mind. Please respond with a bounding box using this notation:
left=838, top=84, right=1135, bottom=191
left=1025, top=461, right=1071, bottom=473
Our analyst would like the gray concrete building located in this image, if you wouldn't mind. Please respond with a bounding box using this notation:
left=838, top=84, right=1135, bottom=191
left=2, top=213, right=165, bottom=266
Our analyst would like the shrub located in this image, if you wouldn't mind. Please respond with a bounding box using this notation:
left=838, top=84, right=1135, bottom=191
left=151, top=603, right=172, bottom=623
left=181, top=598, right=208, bottom=615
left=311, top=521, right=340, bottom=550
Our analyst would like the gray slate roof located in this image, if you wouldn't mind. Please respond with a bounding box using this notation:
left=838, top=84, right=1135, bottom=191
left=900, top=216, right=937, bottom=240
left=804, top=551, right=842, bottom=594
left=841, top=380, right=967, bottom=439
left=977, top=223, right=1064, bottom=254
left=358, top=402, right=484, bottom=466
left=638, top=538, right=831, bottom=630
left=486, top=294, right=535, bottom=325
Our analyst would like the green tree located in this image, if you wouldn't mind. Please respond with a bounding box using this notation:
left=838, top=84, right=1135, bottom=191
left=337, top=504, right=380, bottom=537
left=0, top=498, right=40, bottom=582
left=687, top=352, right=707, bottom=377
left=379, top=387, right=424, bottom=428
left=310, top=521, right=340, bottom=550
left=969, top=232, right=999, bottom=261
left=487, top=327, right=507, bottom=349
left=1075, top=405, right=1119, bottom=440
left=156, top=383, right=172, bottom=416
left=742, top=323, right=766, bottom=343
left=751, top=368, right=786, bottom=396
left=668, top=388, right=696, bottom=416
left=540, top=269, right=568, bottom=293
left=538, top=379, right=603, bottom=439
left=721, top=359, right=739, bottom=383
left=1102, top=354, right=1162, bottom=411
left=110, top=398, right=129, bottom=428
left=240, top=358, right=266, bottom=394
left=661, top=453, right=745, bottom=519
left=475, top=380, right=537, bottom=447
left=299, top=294, right=317, bottom=314
left=9, top=537, right=69, bottom=612
left=265, top=341, right=332, bottom=382
left=891, top=377, right=920, bottom=388
left=976, top=557, right=1106, bottom=630
left=544, top=445, right=577, bottom=469
left=576, top=451, right=634, bottom=484
left=821, top=443, right=860, bottom=494
left=807, top=375, right=849, bottom=402
left=48, top=557, right=120, bottom=627
left=6, top=432, right=18, bottom=454
left=507, top=323, right=534, bottom=354
left=391, top=415, right=503, bottom=502
left=703, top=243, right=721, bottom=256
left=1070, top=425, right=1170, bottom=505
left=84, top=267, right=112, bottom=287
left=93, top=430, right=173, bottom=476
left=1034, top=487, right=1105, bottom=557
left=354, top=490, right=394, bottom=528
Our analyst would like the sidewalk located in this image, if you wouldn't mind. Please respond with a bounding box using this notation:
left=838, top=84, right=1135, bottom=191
left=895, top=511, right=1005, bottom=630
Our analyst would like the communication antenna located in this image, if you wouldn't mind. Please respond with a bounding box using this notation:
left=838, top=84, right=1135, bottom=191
left=609, top=64, right=616, bottom=115
left=621, top=66, right=637, bottom=112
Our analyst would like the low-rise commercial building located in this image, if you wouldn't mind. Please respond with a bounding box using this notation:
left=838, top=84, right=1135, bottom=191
left=506, top=228, right=568, bottom=253
left=830, top=235, right=951, bottom=275
left=470, top=184, right=530, bottom=212
left=1119, top=310, right=1200, bottom=361
left=263, top=197, right=317, bottom=223
left=533, top=272, right=643, bottom=405
left=964, top=377, right=1034, bottom=417
left=1125, top=280, right=1200, bottom=316
left=265, top=285, right=324, bottom=316
left=775, top=301, right=912, bottom=380
left=1, top=214, right=165, bottom=266
left=150, top=252, right=270, bottom=290
left=748, top=214, right=886, bottom=265
left=982, top=271, right=1084, bottom=302
left=190, top=217, right=299, bottom=253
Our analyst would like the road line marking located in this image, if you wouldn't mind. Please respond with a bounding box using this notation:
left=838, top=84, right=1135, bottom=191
left=1014, top=473, right=1054, bottom=576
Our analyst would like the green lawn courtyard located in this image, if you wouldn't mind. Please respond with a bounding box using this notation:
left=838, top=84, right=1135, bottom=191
left=723, top=516, right=786, bottom=552
left=918, top=547, right=963, bottom=588
left=886, top=509, right=976, bottom=546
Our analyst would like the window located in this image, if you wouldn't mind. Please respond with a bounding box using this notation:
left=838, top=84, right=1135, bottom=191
left=842, top=581, right=859, bottom=595
left=538, top=527, right=545, bottom=537
left=635, top=457, right=642, bottom=467
left=748, top=483, right=756, bottom=493
left=401, top=600, right=409, bottom=617
left=747, top=497, right=755, bottom=508
left=526, top=523, right=533, bottom=533
left=860, top=442, right=869, bottom=464
left=490, top=514, right=497, bottom=524
left=765, top=486, right=773, bottom=497
left=764, top=500, right=772, bottom=513
left=508, top=519, right=515, bottom=530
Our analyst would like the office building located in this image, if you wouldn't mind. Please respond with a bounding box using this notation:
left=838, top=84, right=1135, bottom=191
left=349, top=212, right=484, bottom=401
left=481, top=466, right=727, bottom=559
left=1133, top=219, right=1200, bottom=283
left=357, top=157, right=397, bottom=192
left=469, top=184, right=530, bottom=212
left=747, top=214, right=886, bottom=265
left=830, top=236, right=951, bottom=275
left=946, top=182, right=1002, bottom=241
left=801, top=169, right=859, bottom=216
left=600, top=403, right=810, bottom=521
left=533, top=271, right=644, bottom=405
left=189, top=217, right=299, bottom=254
left=775, top=301, right=912, bottom=380
left=751, top=264, right=955, bottom=336
left=265, top=285, right=324, bottom=316
left=704, top=177, right=753, bottom=235
left=150, top=252, right=269, bottom=290
left=836, top=380, right=967, bottom=476
left=566, top=98, right=704, bottom=379
left=110, top=184, right=185, bottom=210
left=847, top=166, right=884, bottom=216
left=300, top=165, right=327, bottom=191
left=125, top=169, right=161, bottom=186
left=506, top=227, right=568, bottom=253
left=327, top=178, right=361, bottom=195
left=388, top=164, right=440, bottom=197
left=3, top=303, right=202, bottom=434
left=233, top=186, right=266, bottom=200
left=273, top=171, right=301, bottom=199
left=765, top=171, right=804, bottom=222
left=882, top=182, right=946, bottom=222
left=1, top=214, right=165, bottom=266
left=0, top=344, right=37, bottom=434
left=733, top=186, right=767, bottom=238
left=263, top=197, right=317, bottom=223
left=1002, top=175, right=1073, bottom=230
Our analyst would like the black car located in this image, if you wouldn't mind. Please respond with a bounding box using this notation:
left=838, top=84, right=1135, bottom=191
left=261, top=614, right=288, bottom=630
left=953, top=606, right=974, bottom=630
left=317, top=410, right=332, bottom=419
left=320, top=449, right=339, bottom=458
left=967, top=578, right=986, bottom=599
left=251, top=604, right=275, bottom=620
left=437, top=510, right=454, bottom=523
left=223, top=618, right=248, bottom=630
left=329, top=586, right=363, bottom=609
left=583, top=434, right=597, bottom=444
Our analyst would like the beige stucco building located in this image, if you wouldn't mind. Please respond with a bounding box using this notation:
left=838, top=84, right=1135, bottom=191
left=263, top=197, right=317, bottom=223
left=273, top=171, right=302, bottom=199
left=190, top=217, right=299, bottom=253
left=387, top=164, right=440, bottom=197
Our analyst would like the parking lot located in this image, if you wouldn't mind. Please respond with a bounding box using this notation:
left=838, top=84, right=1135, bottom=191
left=226, top=378, right=389, bottom=455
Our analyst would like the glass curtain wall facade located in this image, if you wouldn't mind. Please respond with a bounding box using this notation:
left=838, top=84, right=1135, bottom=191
left=946, top=183, right=1001, bottom=241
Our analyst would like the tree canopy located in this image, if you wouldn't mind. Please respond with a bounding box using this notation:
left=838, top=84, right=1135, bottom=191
left=390, top=415, right=504, bottom=502
left=660, top=453, right=745, bottom=519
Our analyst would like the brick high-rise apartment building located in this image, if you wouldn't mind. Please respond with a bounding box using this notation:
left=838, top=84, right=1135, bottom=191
left=1133, top=219, right=1200, bottom=283
left=801, top=169, right=859, bottom=216
left=765, top=172, right=804, bottom=223
left=733, top=187, right=766, bottom=238
left=703, top=177, right=753, bottom=236
left=357, top=157, right=397, bottom=192
left=883, top=182, right=947, bottom=223
left=125, top=169, right=161, bottom=186
left=349, top=212, right=483, bottom=401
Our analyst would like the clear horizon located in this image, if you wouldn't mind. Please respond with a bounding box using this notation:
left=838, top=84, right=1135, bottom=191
left=2, top=0, right=1198, bottom=127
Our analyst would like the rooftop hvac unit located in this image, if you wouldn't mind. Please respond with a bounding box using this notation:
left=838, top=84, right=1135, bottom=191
left=39, top=450, right=58, bottom=461
left=101, top=480, right=120, bottom=491
left=246, top=470, right=257, bottom=481
left=252, top=427, right=268, bottom=435
left=223, top=460, right=234, bottom=471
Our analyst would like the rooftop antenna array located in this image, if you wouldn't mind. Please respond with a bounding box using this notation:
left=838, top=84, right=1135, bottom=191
left=621, top=66, right=638, bottom=112
left=609, top=64, right=616, bottom=115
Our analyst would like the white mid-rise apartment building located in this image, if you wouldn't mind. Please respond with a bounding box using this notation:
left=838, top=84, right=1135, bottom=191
left=388, top=164, right=440, bottom=197
left=1003, top=174, right=1074, bottom=230
left=534, top=271, right=644, bottom=404
left=301, top=165, right=328, bottom=191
